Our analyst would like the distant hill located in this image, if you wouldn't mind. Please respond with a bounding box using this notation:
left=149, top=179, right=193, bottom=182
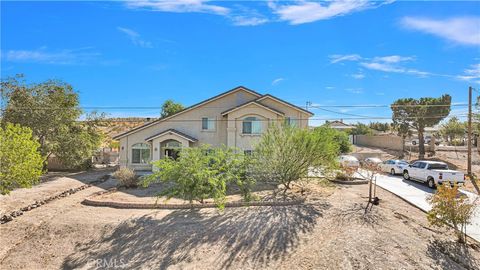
left=99, top=117, right=157, bottom=141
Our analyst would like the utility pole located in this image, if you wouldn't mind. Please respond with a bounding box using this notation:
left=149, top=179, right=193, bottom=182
left=467, top=86, right=479, bottom=193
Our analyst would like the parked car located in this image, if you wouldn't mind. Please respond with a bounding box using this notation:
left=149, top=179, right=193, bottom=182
left=402, top=160, right=465, bottom=188
left=411, top=136, right=441, bottom=146
left=379, top=159, right=409, bottom=175
left=363, top=157, right=382, bottom=168
left=338, top=155, right=360, bottom=168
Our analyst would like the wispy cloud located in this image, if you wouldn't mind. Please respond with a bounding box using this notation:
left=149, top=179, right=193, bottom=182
left=330, top=53, right=431, bottom=78
left=117, top=27, right=153, bottom=48
left=347, top=88, right=363, bottom=94
left=456, top=63, right=480, bottom=84
left=3, top=47, right=101, bottom=65
left=272, top=77, right=285, bottom=85
left=401, top=16, right=480, bottom=46
left=126, top=0, right=229, bottom=15
left=329, top=54, right=362, bottom=64
left=351, top=73, right=365, bottom=79
left=269, top=0, right=394, bottom=25
left=231, top=15, right=268, bottom=26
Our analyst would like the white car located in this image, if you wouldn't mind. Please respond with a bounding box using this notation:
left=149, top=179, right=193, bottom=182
left=402, top=160, right=465, bottom=188
left=363, top=157, right=382, bottom=167
left=379, top=159, right=409, bottom=175
left=338, top=155, right=360, bottom=168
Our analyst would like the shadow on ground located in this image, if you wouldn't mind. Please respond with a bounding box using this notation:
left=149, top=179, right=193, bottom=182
left=62, top=202, right=330, bottom=269
left=426, top=238, right=480, bottom=270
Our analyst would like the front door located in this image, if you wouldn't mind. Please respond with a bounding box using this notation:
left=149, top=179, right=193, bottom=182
left=164, top=148, right=179, bottom=160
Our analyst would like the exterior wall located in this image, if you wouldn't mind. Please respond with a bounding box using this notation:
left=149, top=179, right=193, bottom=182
left=354, top=135, right=404, bottom=151
left=226, top=104, right=282, bottom=151
left=256, top=96, right=310, bottom=128
left=119, top=89, right=259, bottom=168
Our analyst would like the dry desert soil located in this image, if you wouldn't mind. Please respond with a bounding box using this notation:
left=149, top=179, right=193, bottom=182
left=1, top=169, right=480, bottom=270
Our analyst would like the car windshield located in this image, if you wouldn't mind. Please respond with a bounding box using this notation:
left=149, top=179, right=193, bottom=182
left=428, top=163, right=448, bottom=170
left=398, top=161, right=408, bottom=165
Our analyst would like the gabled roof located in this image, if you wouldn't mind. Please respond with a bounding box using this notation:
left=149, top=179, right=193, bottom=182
left=256, top=94, right=314, bottom=116
left=145, top=129, right=198, bottom=142
left=221, top=100, right=285, bottom=116
left=113, top=86, right=261, bottom=140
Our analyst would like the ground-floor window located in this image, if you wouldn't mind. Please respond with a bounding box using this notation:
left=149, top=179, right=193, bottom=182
left=242, top=117, right=262, bottom=134
left=132, top=143, right=151, bottom=164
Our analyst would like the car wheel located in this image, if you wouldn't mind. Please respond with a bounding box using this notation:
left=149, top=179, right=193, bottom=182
left=427, top=178, right=435, bottom=189
left=390, top=169, right=396, bottom=175
left=412, top=141, right=416, bottom=145
left=403, top=170, right=410, bottom=180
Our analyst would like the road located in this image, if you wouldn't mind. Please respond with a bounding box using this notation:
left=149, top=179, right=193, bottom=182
left=369, top=172, right=480, bottom=243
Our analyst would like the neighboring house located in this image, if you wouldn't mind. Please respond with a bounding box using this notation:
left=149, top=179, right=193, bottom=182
left=325, top=120, right=355, bottom=131
left=113, top=86, right=313, bottom=170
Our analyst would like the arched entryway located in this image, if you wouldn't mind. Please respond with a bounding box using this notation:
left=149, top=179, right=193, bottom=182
left=161, top=139, right=182, bottom=159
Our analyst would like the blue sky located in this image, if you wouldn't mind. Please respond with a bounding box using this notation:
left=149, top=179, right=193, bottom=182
left=1, top=0, right=479, bottom=125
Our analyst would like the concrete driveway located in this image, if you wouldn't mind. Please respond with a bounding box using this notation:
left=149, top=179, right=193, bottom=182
left=370, top=172, right=480, bottom=243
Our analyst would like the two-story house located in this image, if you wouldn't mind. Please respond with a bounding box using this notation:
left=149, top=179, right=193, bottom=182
left=113, top=86, right=313, bottom=170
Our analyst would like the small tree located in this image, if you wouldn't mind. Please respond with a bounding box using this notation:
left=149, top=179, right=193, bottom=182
left=253, top=125, right=339, bottom=190
left=350, top=123, right=374, bottom=135
left=391, top=95, right=451, bottom=159
left=427, top=182, right=475, bottom=243
left=440, top=117, right=465, bottom=145
left=332, top=129, right=352, bottom=153
left=0, top=123, right=44, bottom=194
left=144, top=145, right=253, bottom=208
left=160, top=99, right=184, bottom=118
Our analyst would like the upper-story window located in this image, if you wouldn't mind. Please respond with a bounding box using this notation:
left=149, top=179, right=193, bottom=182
left=285, top=117, right=298, bottom=127
left=132, top=143, right=151, bottom=164
left=201, top=117, right=215, bottom=131
left=243, top=117, right=262, bottom=134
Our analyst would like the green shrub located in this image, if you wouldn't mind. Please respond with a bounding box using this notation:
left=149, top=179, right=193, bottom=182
left=0, top=123, right=44, bottom=194
left=144, top=145, right=253, bottom=208
left=252, top=124, right=339, bottom=190
left=113, top=167, right=138, bottom=188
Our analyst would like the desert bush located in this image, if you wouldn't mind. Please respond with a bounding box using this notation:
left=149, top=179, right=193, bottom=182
left=335, top=166, right=357, bottom=181
left=0, top=123, right=44, bottom=194
left=252, top=124, right=339, bottom=190
left=113, top=167, right=138, bottom=188
left=144, top=145, right=253, bottom=208
left=427, top=182, right=475, bottom=243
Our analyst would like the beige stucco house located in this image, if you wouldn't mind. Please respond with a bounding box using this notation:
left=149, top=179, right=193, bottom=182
left=113, top=86, right=313, bottom=170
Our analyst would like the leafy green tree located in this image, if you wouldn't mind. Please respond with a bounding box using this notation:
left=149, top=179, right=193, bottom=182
left=160, top=99, right=184, bottom=118
left=144, top=145, right=253, bottom=208
left=1, top=75, right=104, bottom=169
left=0, top=123, right=44, bottom=194
left=391, top=94, right=451, bottom=159
left=253, top=125, right=339, bottom=190
left=440, top=117, right=465, bottom=145
left=368, top=122, right=390, bottom=132
left=349, top=122, right=373, bottom=135
left=332, top=129, right=352, bottom=153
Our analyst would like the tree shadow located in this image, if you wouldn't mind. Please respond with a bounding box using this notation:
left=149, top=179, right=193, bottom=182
left=332, top=202, right=382, bottom=228
left=426, top=238, right=480, bottom=270
left=62, top=202, right=330, bottom=269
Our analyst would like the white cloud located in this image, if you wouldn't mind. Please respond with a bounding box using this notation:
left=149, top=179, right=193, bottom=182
left=347, top=88, right=363, bottom=94
left=401, top=16, right=480, bottom=46
left=351, top=73, right=365, bottom=79
left=126, top=0, right=229, bottom=15
left=330, top=53, right=431, bottom=77
left=117, top=27, right=153, bottom=48
left=325, top=86, right=335, bottom=90
left=329, top=54, right=362, bottom=64
left=456, top=63, right=480, bottom=84
left=269, top=0, right=394, bottom=25
left=271, top=77, right=285, bottom=85
left=231, top=16, right=268, bottom=26
left=3, top=47, right=100, bottom=65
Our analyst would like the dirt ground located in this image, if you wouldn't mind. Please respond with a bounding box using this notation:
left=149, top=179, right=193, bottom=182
left=1, top=170, right=480, bottom=269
